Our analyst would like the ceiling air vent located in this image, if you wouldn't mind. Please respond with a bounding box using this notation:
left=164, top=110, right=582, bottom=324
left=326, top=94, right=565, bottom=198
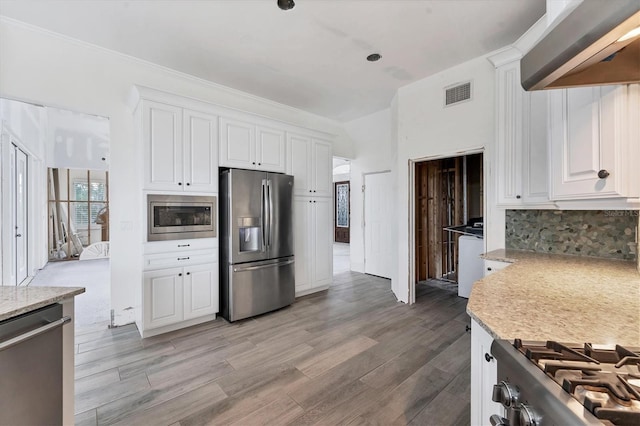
left=444, top=81, right=472, bottom=107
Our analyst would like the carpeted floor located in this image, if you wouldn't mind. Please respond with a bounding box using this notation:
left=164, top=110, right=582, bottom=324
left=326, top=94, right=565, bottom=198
left=29, top=258, right=111, bottom=326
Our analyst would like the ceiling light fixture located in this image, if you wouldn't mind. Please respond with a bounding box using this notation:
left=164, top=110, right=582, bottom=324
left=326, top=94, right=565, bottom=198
left=367, top=53, right=382, bottom=62
left=277, top=0, right=295, bottom=11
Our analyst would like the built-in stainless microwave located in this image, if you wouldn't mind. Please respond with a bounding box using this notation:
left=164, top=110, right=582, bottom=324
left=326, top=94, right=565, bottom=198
left=147, top=194, right=216, bottom=241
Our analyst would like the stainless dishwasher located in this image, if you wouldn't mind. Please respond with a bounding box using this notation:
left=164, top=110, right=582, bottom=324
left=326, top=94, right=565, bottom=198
left=0, top=303, right=70, bottom=425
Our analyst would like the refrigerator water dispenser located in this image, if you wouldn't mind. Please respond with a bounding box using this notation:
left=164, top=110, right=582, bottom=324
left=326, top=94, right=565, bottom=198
left=238, top=217, right=261, bottom=252
left=239, top=227, right=260, bottom=252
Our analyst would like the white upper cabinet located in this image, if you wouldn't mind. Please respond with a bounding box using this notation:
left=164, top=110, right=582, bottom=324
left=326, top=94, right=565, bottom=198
left=495, top=61, right=551, bottom=208
left=495, top=62, right=524, bottom=206
left=287, top=133, right=332, bottom=197
left=144, top=101, right=183, bottom=190
left=183, top=109, right=218, bottom=192
left=288, top=133, right=312, bottom=196
left=255, top=126, right=286, bottom=173
left=522, top=90, right=551, bottom=205
left=549, top=85, right=639, bottom=201
left=312, top=140, right=333, bottom=197
left=143, top=100, right=218, bottom=192
left=219, top=117, right=255, bottom=169
left=219, top=117, right=285, bottom=173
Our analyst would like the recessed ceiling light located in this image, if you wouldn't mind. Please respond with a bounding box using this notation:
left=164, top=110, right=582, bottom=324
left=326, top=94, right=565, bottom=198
left=367, top=53, right=382, bottom=62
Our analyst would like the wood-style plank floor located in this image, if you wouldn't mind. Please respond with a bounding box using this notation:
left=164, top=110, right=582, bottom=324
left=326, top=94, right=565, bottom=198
left=74, top=272, right=471, bottom=425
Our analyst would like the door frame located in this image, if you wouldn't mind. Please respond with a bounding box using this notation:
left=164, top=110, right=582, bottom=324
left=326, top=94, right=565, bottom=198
left=334, top=180, right=350, bottom=243
left=407, top=148, right=485, bottom=304
left=14, top=144, right=29, bottom=284
left=1, top=126, right=42, bottom=286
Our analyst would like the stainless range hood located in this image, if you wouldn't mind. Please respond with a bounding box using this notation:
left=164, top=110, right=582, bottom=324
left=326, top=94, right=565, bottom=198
left=521, top=0, right=640, bottom=91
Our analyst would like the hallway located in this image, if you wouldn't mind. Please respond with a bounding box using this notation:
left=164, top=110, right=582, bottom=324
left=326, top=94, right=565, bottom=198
left=333, top=242, right=350, bottom=274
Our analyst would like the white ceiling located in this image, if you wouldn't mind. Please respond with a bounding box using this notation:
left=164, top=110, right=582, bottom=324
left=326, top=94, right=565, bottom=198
left=0, top=0, right=545, bottom=122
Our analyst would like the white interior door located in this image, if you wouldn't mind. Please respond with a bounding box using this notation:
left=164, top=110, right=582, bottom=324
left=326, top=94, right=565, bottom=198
left=13, top=144, right=29, bottom=285
left=364, top=172, right=392, bottom=279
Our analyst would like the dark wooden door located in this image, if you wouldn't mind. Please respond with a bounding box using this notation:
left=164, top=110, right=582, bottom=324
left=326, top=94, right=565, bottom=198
left=334, top=181, right=350, bottom=243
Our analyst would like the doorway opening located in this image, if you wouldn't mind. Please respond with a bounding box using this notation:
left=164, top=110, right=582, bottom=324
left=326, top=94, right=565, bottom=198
left=332, top=157, right=351, bottom=274
left=0, top=99, right=111, bottom=326
left=414, top=152, right=483, bottom=298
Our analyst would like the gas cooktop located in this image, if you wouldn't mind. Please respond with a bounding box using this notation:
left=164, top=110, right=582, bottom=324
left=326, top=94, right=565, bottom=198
left=491, top=339, right=640, bottom=426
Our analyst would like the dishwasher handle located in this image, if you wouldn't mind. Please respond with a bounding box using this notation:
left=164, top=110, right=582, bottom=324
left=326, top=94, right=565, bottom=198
left=0, top=316, right=71, bottom=352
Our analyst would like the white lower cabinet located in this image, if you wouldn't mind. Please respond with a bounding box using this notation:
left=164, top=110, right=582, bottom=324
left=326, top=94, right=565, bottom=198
left=483, top=259, right=510, bottom=277
left=293, top=196, right=332, bottom=296
left=143, top=267, right=184, bottom=330
left=183, top=263, right=218, bottom=320
left=470, top=319, right=503, bottom=426
left=141, top=241, right=218, bottom=337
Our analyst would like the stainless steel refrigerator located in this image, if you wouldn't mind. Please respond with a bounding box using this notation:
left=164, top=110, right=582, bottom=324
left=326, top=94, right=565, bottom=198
left=219, top=168, right=295, bottom=322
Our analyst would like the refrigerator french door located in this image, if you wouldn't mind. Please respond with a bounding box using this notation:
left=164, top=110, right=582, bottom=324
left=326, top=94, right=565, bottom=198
left=220, top=169, right=295, bottom=322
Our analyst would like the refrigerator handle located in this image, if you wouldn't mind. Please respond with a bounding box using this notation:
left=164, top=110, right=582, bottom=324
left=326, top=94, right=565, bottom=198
left=267, top=179, right=273, bottom=247
left=261, top=179, right=267, bottom=252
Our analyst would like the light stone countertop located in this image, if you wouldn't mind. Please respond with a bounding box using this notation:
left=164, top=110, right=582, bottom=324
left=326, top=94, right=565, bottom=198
left=0, top=286, right=85, bottom=321
left=467, top=249, right=640, bottom=346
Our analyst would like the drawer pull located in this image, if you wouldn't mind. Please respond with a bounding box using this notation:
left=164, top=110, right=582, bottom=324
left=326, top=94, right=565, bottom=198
left=177, top=257, right=190, bottom=261
left=177, top=244, right=191, bottom=248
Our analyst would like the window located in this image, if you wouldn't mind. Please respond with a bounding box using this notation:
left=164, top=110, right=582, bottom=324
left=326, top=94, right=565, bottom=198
left=73, top=181, right=106, bottom=226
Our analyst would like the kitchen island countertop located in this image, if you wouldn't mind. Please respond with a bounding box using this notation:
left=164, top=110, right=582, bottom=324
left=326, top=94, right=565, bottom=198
left=0, top=286, right=85, bottom=321
left=467, top=249, right=640, bottom=346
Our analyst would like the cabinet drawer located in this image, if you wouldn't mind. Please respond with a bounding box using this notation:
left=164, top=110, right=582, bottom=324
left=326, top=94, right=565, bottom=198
left=484, top=259, right=511, bottom=277
left=144, top=249, right=217, bottom=270
left=144, top=238, right=218, bottom=255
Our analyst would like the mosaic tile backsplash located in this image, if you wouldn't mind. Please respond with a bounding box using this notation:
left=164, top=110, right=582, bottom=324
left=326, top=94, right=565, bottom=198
left=506, top=210, right=638, bottom=261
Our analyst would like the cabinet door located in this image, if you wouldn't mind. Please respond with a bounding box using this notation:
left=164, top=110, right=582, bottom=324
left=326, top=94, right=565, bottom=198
left=549, top=86, right=624, bottom=199
left=143, top=101, right=183, bottom=190
left=143, top=267, right=183, bottom=329
left=183, top=262, right=218, bottom=320
left=287, top=134, right=312, bottom=196
left=470, top=320, right=502, bottom=426
left=483, top=260, right=510, bottom=277
left=293, top=197, right=312, bottom=294
left=256, top=126, right=286, bottom=173
left=184, top=110, right=218, bottom=192
left=521, top=91, right=550, bottom=204
left=495, top=62, right=523, bottom=206
left=219, top=117, right=255, bottom=169
left=311, top=197, right=333, bottom=287
left=312, top=140, right=333, bottom=197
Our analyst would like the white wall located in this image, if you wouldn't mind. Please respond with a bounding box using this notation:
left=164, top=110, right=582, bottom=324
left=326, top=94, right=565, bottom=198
left=332, top=173, right=350, bottom=183
left=46, top=108, right=110, bottom=171
left=394, top=54, right=503, bottom=303
left=343, top=108, right=396, bottom=274
left=0, top=18, right=352, bottom=324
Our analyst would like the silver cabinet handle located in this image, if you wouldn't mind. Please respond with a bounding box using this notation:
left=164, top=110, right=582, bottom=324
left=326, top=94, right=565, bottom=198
left=0, top=316, right=71, bottom=352
left=177, top=257, right=190, bottom=261
left=15, top=234, right=22, bottom=237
